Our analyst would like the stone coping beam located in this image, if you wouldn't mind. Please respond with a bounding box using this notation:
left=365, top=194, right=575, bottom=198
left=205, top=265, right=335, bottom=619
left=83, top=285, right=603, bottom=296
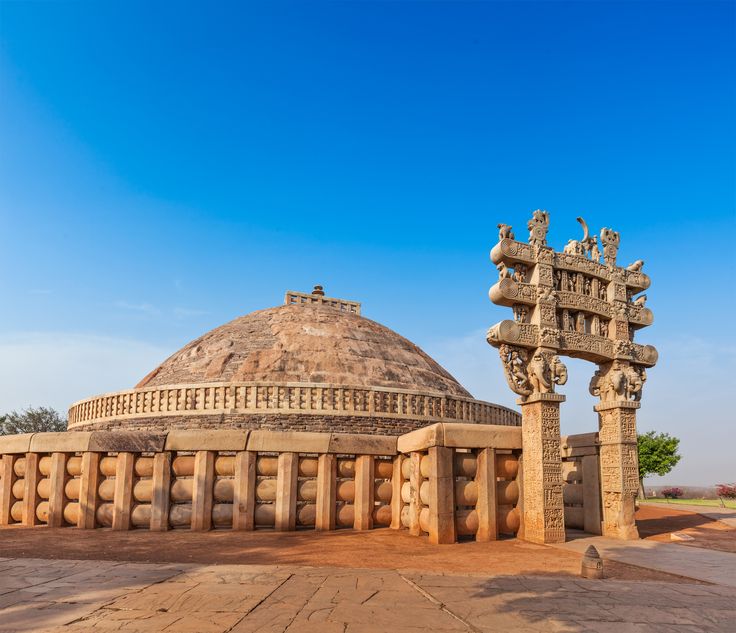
left=0, top=424, right=522, bottom=456
left=0, top=429, right=399, bottom=456
left=397, top=423, right=522, bottom=454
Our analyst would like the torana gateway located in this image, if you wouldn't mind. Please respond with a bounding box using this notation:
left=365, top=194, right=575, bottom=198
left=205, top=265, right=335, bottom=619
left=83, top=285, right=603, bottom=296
left=0, top=211, right=655, bottom=545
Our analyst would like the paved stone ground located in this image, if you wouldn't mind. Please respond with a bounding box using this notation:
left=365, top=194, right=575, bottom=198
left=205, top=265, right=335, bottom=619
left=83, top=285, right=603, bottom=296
left=1, top=557, right=734, bottom=633
left=557, top=534, right=736, bottom=587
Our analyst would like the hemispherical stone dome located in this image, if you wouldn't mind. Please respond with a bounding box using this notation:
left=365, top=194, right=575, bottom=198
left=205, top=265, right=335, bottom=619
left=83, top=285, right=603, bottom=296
left=136, top=303, right=471, bottom=398
left=68, top=290, right=520, bottom=434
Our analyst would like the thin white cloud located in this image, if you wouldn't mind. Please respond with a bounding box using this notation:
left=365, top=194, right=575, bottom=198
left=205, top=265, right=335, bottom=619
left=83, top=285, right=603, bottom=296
left=114, top=300, right=162, bottom=316
left=0, top=332, right=170, bottom=414
left=114, top=301, right=207, bottom=320
left=173, top=307, right=210, bottom=319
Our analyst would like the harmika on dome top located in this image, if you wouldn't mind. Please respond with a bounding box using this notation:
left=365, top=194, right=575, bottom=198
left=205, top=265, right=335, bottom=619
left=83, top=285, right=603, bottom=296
left=68, top=288, right=520, bottom=435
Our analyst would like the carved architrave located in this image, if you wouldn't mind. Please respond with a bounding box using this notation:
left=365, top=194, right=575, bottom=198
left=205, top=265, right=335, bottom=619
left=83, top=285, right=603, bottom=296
left=488, top=211, right=657, bottom=544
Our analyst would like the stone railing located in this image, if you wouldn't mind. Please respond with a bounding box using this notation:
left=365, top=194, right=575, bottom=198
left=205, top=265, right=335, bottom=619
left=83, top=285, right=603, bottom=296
left=0, top=424, right=522, bottom=544
left=67, top=382, right=521, bottom=430
left=396, top=423, right=522, bottom=543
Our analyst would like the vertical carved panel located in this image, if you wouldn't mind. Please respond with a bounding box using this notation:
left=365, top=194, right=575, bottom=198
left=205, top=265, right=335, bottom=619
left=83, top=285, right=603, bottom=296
left=520, top=394, right=565, bottom=544
left=596, top=400, right=640, bottom=539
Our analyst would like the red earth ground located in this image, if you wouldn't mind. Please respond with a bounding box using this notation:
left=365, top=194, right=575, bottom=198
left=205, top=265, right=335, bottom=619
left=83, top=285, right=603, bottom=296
left=636, top=502, right=736, bottom=553
left=0, top=504, right=730, bottom=582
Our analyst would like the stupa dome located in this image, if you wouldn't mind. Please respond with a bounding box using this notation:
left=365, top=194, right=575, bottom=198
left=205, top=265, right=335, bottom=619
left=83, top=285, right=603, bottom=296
left=68, top=288, right=519, bottom=434
left=136, top=303, right=471, bottom=398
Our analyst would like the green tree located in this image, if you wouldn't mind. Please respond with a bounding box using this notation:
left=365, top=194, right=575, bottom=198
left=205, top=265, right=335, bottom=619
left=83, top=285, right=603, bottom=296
left=0, top=406, right=67, bottom=435
left=637, top=431, right=682, bottom=498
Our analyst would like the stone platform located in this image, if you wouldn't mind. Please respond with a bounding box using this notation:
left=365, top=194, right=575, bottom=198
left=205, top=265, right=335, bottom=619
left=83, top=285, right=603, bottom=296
left=1, top=557, right=734, bottom=632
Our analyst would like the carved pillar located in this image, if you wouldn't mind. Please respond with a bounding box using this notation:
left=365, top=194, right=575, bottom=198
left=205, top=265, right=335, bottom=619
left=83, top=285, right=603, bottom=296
left=390, top=454, right=405, bottom=530
left=150, top=452, right=172, bottom=531
left=354, top=455, right=374, bottom=531
left=427, top=446, right=455, bottom=544
left=518, top=392, right=565, bottom=544
left=315, top=453, right=336, bottom=531
left=48, top=452, right=70, bottom=528
left=595, top=399, right=640, bottom=539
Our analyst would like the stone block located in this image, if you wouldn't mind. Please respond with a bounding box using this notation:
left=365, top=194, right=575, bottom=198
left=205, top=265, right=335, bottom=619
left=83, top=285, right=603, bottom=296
left=0, top=433, right=34, bottom=454
left=442, top=424, right=522, bottom=450
left=561, top=432, right=599, bottom=448
left=164, top=429, right=248, bottom=451
left=565, top=505, right=584, bottom=529
left=581, top=454, right=602, bottom=535
left=396, top=424, right=444, bottom=453
left=30, top=432, right=92, bottom=453
left=560, top=445, right=598, bottom=458
left=247, top=430, right=330, bottom=453
left=89, top=432, right=167, bottom=453
left=328, top=433, right=397, bottom=456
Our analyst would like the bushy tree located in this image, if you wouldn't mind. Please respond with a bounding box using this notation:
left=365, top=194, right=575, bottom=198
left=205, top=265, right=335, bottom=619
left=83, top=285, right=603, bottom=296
left=662, top=487, right=683, bottom=499
left=637, top=431, right=681, bottom=498
left=0, top=407, right=67, bottom=435
left=716, top=484, right=736, bottom=507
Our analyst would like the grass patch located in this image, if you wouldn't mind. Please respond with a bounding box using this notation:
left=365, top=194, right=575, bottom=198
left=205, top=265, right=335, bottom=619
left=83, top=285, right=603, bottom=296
left=642, top=498, right=736, bottom=509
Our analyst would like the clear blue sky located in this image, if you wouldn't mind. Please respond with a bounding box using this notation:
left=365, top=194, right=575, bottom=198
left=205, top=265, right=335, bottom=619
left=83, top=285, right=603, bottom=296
left=0, top=1, right=734, bottom=485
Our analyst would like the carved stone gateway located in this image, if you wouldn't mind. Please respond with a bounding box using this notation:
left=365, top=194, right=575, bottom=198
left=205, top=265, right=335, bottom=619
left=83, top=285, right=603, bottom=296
left=487, top=213, right=657, bottom=542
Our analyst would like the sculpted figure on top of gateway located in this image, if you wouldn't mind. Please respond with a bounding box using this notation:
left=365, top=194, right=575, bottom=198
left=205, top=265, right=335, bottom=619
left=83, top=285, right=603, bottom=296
left=486, top=210, right=657, bottom=401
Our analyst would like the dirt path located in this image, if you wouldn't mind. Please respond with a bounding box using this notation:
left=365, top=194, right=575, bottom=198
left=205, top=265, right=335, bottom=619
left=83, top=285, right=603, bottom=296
left=636, top=503, right=736, bottom=553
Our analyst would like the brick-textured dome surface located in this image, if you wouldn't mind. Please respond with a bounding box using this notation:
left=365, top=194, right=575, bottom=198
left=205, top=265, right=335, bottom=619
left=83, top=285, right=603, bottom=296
left=136, top=303, right=472, bottom=398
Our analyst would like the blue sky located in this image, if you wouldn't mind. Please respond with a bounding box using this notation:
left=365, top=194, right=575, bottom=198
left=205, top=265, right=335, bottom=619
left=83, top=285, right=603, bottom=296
left=0, top=1, right=733, bottom=485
